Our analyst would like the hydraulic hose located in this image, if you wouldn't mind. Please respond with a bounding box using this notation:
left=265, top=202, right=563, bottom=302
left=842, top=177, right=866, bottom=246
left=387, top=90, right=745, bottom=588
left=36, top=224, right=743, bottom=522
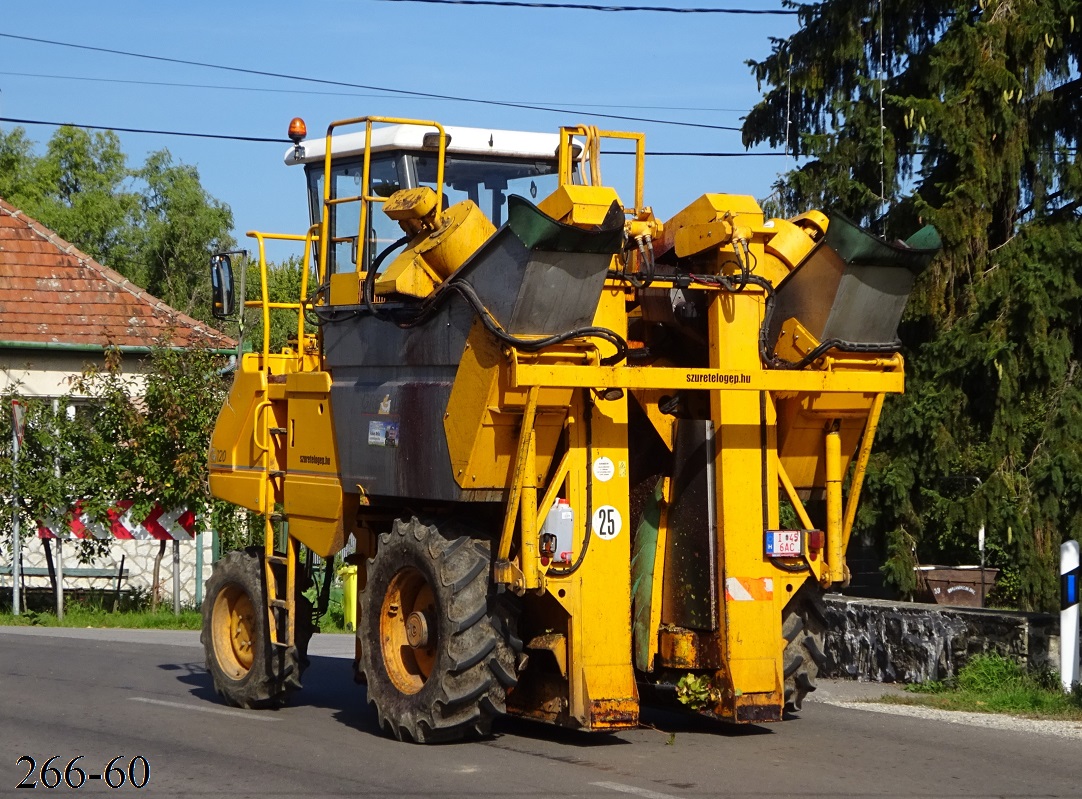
left=609, top=267, right=901, bottom=369
left=310, top=234, right=411, bottom=325
left=362, top=234, right=412, bottom=317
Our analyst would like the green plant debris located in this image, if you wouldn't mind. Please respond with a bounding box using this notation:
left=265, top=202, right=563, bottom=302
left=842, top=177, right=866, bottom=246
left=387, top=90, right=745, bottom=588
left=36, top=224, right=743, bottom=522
left=674, top=673, right=721, bottom=711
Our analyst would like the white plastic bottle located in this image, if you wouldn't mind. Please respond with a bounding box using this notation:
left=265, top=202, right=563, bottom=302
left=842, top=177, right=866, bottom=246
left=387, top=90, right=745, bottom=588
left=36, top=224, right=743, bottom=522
left=541, top=498, right=575, bottom=564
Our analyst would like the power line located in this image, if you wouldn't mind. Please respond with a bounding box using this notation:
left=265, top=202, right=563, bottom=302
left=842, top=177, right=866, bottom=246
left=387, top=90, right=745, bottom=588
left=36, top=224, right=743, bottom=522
left=613, top=150, right=782, bottom=156
left=0, top=116, right=286, bottom=144
left=0, top=32, right=742, bottom=132
left=0, top=70, right=749, bottom=114
left=375, top=0, right=797, bottom=12
left=0, top=71, right=395, bottom=101
left=1, top=115, right=782, bottom=156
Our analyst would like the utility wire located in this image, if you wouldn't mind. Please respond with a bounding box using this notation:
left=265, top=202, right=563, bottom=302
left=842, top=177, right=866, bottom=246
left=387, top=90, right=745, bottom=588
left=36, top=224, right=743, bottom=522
left=0, top=116, right=286, bottom=144
left=375, top=0, right=797, bottom=12
left=0, top=32, right=741, bottom=132
left=1, top=115, right=784, bottom=156
left=0, top=70, right=748, bottom=114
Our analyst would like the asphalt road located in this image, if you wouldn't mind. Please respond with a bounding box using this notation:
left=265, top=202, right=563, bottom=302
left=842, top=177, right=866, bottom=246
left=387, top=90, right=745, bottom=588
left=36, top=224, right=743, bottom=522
left=1, top=626, right=1080, bottom=798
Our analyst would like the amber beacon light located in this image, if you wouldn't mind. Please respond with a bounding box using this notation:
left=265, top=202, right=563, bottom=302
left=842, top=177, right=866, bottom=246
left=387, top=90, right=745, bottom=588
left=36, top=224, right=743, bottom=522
left=288, top=117, right=307, bottom=161
left=288, top=117, right=307, bottom=143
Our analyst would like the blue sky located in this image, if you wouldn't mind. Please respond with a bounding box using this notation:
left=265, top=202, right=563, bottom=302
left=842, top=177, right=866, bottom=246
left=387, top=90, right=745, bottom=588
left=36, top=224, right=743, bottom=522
left=0, top=1, right=801, bottom=264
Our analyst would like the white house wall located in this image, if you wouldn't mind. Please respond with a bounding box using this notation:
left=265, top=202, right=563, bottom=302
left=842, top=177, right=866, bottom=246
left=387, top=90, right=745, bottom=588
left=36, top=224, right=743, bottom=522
left=1, top=350, right=149, bottom=398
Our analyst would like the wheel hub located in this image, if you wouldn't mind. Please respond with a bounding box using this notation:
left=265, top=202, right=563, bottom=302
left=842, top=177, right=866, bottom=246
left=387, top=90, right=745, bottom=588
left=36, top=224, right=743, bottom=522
left=380, top=566, right=438, bottom=695
left=405, top=611, right=430, bottom=648
left=211, top=583, right=257, bottom=680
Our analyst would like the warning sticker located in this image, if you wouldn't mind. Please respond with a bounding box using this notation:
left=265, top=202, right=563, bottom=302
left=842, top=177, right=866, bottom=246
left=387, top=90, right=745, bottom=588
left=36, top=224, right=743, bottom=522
left=368, top=421, right=400, bottom=447
left=592, top=456, right=615, bottom=483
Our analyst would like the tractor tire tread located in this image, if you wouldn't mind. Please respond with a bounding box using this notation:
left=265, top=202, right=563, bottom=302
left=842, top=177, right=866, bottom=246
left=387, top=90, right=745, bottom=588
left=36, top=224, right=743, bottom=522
left=782, top=581, right=828, bottom=714
left=359, top=517, right=518, bottom=743
left=201, top=549, right=305, bottom=710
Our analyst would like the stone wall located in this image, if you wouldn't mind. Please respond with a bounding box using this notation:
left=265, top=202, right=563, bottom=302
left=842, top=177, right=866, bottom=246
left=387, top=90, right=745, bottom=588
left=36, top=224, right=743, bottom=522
left=2, top=535, right=214, bottom=608
left=824, top=594, right=1062, bottom=683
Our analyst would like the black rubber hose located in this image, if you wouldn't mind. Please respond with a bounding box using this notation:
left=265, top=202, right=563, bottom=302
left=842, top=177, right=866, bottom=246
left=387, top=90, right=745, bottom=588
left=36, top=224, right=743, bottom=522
left=362, top=234, right=412, bottom=317
left=446, top=281, right=629, bottom=366
left=772, top=557, right=811, bottom=573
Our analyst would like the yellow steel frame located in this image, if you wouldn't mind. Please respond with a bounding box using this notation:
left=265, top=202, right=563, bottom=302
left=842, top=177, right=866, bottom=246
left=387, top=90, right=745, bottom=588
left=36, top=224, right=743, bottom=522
left=246, top=225, right=320, bottom=363
left=557, top=126, right=646, bottom=214
left=217, top=115, right=450, bottom=665
left=212, top=111, right=910, bottom=729
left=316, top=116, right=447, bottom=281
left=490, top=276, right=903, bottom=722
left=509, top=359, right=904, bottom=393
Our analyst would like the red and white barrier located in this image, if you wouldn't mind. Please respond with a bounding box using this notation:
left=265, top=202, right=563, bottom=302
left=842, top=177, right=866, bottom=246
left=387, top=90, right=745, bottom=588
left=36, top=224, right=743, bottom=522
left=37, top=501, right=197, bottom=541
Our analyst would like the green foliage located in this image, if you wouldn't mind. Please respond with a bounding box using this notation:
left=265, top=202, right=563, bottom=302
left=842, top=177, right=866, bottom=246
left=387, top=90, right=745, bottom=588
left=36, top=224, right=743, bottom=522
left=0, top=128, right=39, bottom=204
left=0, top=345, right=241, bottom=561
left=311, top=586, right=348, bottom=633
left=778, top=499, right=800, bottom=529
left=215, top=510, right=266, bottom=555
left=900, top=653, right=1082, bottom=718
left=241, top=255, right=315, bottom=354
left=0, top=125, right=234, bottom=324
left=135, top=151, right=234, bottom=319
left=745, top=0, right=1082, bottom=611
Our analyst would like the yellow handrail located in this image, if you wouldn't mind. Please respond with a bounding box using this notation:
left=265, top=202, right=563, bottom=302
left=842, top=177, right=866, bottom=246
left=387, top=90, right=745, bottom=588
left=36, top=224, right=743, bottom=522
left=557, top=126, right=646, bottom=214
left=316, top=116, right=447, bottom=282
left=246, top=226, right=320, bottom=364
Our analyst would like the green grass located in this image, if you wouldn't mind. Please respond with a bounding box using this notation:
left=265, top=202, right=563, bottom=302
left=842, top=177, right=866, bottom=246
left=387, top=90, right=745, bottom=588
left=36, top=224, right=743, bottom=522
left=1, top=605, right=356, bottom=634
left=883, top=654, right=1082, bottom=720
left=0, top=605, right=202, bottom=630
left=1, top=584, right=355, bottom=633
left=2, top=592, right=353, bottom=633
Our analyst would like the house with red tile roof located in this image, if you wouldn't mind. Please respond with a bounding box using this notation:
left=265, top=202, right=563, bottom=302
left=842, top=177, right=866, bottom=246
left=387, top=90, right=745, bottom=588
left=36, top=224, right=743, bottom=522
left=0, top=197, right=234, bottom=397
left=1, top=197, right=233, bottom=609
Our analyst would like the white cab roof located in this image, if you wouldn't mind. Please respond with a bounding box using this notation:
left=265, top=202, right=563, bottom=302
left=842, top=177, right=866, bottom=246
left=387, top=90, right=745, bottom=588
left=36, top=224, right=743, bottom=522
left=285, top=123, right=563, bottom=166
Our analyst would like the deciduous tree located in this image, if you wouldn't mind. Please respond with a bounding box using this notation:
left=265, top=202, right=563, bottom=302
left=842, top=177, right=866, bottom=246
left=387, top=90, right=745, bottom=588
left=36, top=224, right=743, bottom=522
left=0, top=125, right=235, bottom=323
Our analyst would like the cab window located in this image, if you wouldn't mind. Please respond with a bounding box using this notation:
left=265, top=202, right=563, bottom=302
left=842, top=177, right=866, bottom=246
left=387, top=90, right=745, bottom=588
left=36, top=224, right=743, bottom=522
left=412, top=155, right=560, bottom=227
left=307, top=153, right=561, bottom=278
left=307, top=156, right=405, bottom=274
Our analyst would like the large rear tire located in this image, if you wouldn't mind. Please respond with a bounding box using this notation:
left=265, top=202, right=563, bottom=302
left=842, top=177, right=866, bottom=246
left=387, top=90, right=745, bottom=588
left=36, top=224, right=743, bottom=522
left=359, top=517, right=518, bottom=743
left=201, top=548, right=307, bottom=708
left=782, top=581, right=828, bottom=713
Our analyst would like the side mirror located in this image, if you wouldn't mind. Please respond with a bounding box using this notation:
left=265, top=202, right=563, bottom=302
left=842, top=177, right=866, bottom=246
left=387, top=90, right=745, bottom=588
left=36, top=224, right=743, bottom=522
left=210, top=254, right=235, bottom=319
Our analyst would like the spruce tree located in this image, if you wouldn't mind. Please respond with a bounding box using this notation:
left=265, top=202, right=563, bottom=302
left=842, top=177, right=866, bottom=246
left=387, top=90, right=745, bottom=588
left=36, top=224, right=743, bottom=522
left=744, top=0, right=1082, bottom=610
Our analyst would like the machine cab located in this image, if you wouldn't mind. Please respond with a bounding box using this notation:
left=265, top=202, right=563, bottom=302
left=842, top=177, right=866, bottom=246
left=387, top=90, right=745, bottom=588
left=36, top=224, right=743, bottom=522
left=285, top=123, right=567, bottom=277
